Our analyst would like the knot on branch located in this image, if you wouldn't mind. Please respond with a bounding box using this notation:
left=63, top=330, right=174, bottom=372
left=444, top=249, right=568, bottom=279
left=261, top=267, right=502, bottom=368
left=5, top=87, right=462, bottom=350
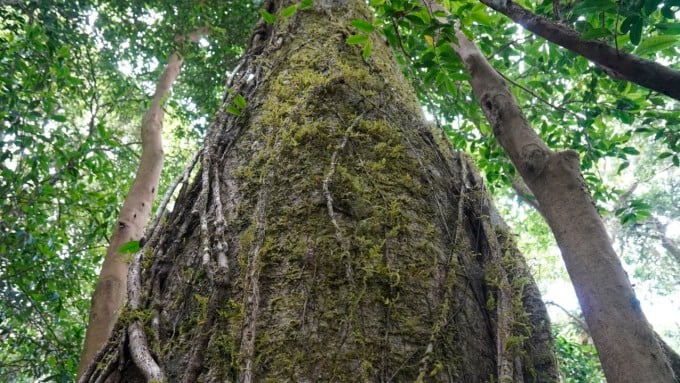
left=555, top=150, right=586, bottom=188
left=479, top=92, right=513, bottom=136
left=520, top=143, right=549, bottom=179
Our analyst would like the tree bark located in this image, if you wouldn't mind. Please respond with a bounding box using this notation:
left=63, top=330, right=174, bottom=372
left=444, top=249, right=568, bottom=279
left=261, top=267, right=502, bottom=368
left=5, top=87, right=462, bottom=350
left=440, top=5, right=676, bottom=381
left=79, top=1, right=558, bottom=381
left=478, top=0, right=680, bottom=102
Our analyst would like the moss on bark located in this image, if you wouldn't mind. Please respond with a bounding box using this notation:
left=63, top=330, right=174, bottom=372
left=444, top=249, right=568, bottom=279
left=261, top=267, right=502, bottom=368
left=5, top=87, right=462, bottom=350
left=82, top=1, right=558, bottom=382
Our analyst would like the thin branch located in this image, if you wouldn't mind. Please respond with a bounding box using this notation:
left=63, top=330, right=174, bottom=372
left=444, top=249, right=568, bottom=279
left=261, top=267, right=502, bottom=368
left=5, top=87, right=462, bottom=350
left=496, top=69, right=582, bottom=120
left=545, top=300, right=589, bottom=334
left=486, top=35, right=533, bottom=61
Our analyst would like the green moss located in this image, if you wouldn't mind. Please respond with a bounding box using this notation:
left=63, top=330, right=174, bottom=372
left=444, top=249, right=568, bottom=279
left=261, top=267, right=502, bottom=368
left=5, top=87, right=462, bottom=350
left=193, top=294, right=209, bottom=324
left=141, top=246, right=154, bottom=273
left=153, top=2, right=551, bottom=381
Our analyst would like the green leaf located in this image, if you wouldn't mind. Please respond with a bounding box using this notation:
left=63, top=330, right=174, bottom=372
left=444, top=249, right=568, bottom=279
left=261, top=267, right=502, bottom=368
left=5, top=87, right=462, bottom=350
left=259, top=9, right=276, bottom=24
left=629, top=199, right=651, bottom=209
left=616, top=98, right=638, bottom=110
left=581, top=28, right=611, bottom=40
left=299, top=0, right=313, bottom=9
left=281, top=4, right=298, bottom=18
left=118, top=240, right=140, bottom=254
left=362, top=40, right=372, bottom=60
left=658, top=151, right=674, bottom=159
left=226, top=105, right=242, bottom=116
left=448, top=71, right=471, bottom=81
left=621, top=146, right=640, bottom=155
left=634, top=35, right=680, bottom=55
left=234, top=94, right=247, bottom=110
left=572, top=0, right=617, bottom=15
left=406, top=11, right=430, bottom=25
left=661, top=5, right=675, bottom=18
left=621, top=15, right=639, bottom=34
left=630, top=19, right=643, bottom=45
left=644, top=0, right=662, bottom=15
left=351, top=19, right=375, bottom=33
left=656, top=23, right=680, bottom=35
left=470, top=4, right=494, bottom=27
left=51, top=115, right=67, bottom=122
left=346, top=34, right=368, bottom=45
left=621, top=214, right=634, bottom=224
left=674, top=155, right=680, bottom=166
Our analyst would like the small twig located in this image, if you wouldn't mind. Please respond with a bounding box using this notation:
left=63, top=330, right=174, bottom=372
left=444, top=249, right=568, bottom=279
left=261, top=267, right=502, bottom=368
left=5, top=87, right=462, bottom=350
left=496, top=69, right=582, bottom=120
left=91, top=346, right=119, bottom=383
left=512, top=177, right=541, bottom=212
left=614, top=1, right=621, bottom=54
left=553, top=0, right=561, bottom=20
left=240, top=178, right=269, bottom=383
left=546, top=300, right=589, bottom=334
left=486, top=36, right=532, bottom=61
left=77, top=341, right=117, bottom=383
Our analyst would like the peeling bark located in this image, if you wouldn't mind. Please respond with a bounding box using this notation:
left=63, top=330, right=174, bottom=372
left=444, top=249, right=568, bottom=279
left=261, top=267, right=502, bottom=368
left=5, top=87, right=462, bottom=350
left=477, top=0, right=680, bottom=101
left=437, top=2, right=677, bottom=380
left=77, top=28, right=208, bottom=378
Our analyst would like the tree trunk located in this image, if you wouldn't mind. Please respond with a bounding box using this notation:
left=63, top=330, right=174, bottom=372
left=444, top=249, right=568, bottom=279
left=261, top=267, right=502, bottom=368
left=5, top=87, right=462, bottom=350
left=78, top=27, right=209, bottom=378
left=80, top=1, right=558, bottom=381
left=77, top=50, right=176, bottom=379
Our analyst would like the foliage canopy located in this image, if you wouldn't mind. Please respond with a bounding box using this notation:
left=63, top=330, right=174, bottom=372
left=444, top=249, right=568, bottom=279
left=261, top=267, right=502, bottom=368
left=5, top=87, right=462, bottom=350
left=1, top=0, right=678, bottom=380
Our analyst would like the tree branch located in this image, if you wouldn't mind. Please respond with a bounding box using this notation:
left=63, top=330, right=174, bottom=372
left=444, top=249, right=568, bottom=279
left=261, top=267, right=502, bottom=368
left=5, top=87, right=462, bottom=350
left=478, top=0, right=680, bottom=101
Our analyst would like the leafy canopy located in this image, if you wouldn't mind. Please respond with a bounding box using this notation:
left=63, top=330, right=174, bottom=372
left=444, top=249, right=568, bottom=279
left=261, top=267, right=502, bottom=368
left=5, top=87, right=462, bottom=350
left=1, top=0, right=678, bottom=380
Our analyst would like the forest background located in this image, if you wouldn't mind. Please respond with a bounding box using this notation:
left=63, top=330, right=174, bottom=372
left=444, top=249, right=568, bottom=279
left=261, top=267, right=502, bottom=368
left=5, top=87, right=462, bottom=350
left=1, top=0, right=678, bottom=381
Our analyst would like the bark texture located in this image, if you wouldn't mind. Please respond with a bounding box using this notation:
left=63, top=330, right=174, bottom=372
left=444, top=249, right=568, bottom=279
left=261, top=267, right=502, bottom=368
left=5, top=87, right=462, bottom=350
left=80, top=1, right=558, bottom=381
left=444, top=8, right=676, bottom=382
left=479, top=0, right=680, bottom=102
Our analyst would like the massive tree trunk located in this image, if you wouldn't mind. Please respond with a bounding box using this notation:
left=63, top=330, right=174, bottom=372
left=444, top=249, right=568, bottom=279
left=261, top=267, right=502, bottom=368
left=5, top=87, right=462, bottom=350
left=80, top=1, right=558, bottom=381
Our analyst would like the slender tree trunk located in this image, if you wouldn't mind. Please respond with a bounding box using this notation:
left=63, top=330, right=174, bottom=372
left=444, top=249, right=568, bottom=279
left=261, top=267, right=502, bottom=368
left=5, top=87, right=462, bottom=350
left=79, top=1, right=558, bottom=381
left=77, top=55, right=174, bottom=378
left=436, top=3, right=676, bottom=380
left=78, top=28, right=208, bottom=378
